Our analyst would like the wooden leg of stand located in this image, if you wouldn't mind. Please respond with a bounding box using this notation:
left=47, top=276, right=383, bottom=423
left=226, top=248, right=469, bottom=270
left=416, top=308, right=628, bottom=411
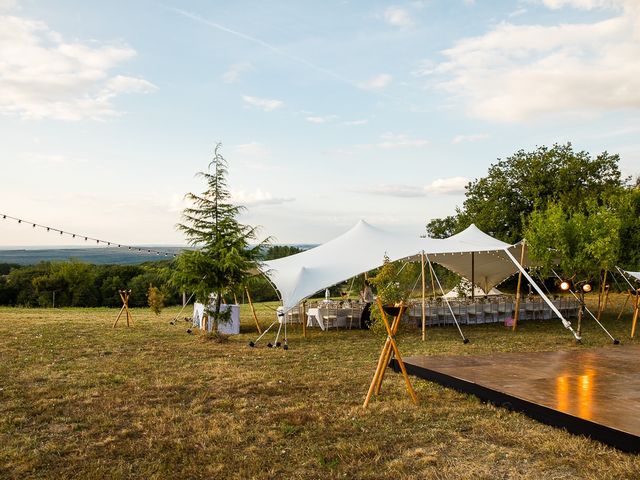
left=113, top=305, right=125, bottom=328
left=388, top=336, right=418, bottom=404
left=364, top=338, right=392, bottom=408
left=375, top=313, right=403, bottom=394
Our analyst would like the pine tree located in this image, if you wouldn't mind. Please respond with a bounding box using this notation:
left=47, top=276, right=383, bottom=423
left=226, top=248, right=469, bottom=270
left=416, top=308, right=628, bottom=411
left=174, top=143, right=268, bottom=331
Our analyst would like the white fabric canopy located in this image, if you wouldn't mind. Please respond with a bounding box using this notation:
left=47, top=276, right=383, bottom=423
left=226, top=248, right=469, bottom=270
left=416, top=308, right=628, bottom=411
left=626, top=271, right=640, bottom=282
left=261, top=220, right=528, bottom=313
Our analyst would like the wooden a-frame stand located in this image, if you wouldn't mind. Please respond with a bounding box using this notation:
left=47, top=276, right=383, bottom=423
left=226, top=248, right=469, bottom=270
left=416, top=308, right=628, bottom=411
left=113, top=289, right=133, bottom=328
left=363, top=298, right=418, bottom=408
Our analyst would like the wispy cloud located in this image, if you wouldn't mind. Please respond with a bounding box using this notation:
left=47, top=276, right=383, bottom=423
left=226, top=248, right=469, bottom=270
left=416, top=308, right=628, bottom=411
left=242, top=95, right=283, bottom=111
left=359, top=73, right=393, bottom=90
left=231, top=188, right=294, bottom=206
left=222, top=62, right=253, bottom=83
left=305, top=114, right=338, bottom=124
left=360, top=176, right=469, bottom=197
left=342, top=118, right=369, bottom=126
left=452, top=133, right=489, bottom=144
left=359, top=132, right=428, bottom=149
left=424, top=176, right=469, bottom=194
left=0, top=12, right=156, bottom=120
left=383, top=6, right=414, bottom=28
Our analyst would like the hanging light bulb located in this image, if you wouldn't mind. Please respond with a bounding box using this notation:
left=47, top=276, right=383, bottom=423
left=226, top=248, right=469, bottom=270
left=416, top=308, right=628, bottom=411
left=582, top=283, right=592, bottom=293
left=46, top=227, right=50, bottom=231
left=18, top=219, right=21, bottom=223
left=560, top=281, right=570, bottom=291
left=72, top=234, right=76, bottom=238
left=32, top=224, right=36, bottom=228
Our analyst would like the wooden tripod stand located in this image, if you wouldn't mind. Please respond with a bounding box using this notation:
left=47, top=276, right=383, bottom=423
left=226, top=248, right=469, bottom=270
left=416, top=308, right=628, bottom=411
left=113, top=289, right=133, bottom=328
left=363, top=299, right=418, bottom=408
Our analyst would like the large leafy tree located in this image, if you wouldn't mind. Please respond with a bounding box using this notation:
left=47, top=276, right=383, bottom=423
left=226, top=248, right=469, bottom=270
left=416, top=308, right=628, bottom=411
left=174, top=143, right=268, bottom=330
left=427, top=143, right=625, bottom=242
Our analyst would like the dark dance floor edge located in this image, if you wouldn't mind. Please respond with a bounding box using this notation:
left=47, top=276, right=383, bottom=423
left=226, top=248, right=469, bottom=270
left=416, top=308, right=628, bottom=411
left=390, top=346, right=640, bottom=453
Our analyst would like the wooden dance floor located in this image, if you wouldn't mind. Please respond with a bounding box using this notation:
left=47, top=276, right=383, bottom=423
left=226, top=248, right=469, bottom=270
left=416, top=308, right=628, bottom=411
left=392, top=346, right=640, bottom=452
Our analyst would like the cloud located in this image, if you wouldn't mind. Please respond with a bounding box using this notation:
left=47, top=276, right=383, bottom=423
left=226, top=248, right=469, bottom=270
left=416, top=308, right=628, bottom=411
left=431, top=1, right=640, bottom=121
left=423, top=176, right=469, bottom=194
left=360, top=176, right=469, bottom=197
left=305, top=115, right=337, bottom=124
left=231, top=142, right=269, bottom=159
left=0, top=13, right=155, bottom=120
left=231, top=188, right=294, bottom=206
left=383, top=6, right=414, bottom=28
left=222, top=62, right=252, bottom=83
left=359, top=132, right=429, bottom=149
left=541, top=0, right=626, bottom=9
left=342, top=118, right=369, bottom=126
left=452, top=133, right=489, bottom=144
left=361, top=184, right=426, bottom=197
left=359, top=73, right=392, bottom=90
left=242, top=95, right=283, bottom=111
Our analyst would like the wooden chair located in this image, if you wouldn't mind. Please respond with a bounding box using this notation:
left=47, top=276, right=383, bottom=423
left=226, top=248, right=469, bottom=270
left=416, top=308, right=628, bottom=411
left=321, top=305, right=339, bottom=330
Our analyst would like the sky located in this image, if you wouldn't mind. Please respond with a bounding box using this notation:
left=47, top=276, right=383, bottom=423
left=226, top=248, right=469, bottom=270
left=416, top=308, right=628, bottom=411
left=1, top=0, right=639, bottom=247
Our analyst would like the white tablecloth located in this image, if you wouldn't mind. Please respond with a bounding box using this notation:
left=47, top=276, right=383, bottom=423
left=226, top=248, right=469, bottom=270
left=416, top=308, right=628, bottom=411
left=193, top=303, right=240, bottom=334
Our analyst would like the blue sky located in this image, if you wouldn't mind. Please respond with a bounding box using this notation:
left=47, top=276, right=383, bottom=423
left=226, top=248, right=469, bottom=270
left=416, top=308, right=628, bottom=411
left=1, top=0, right=639, bottom=246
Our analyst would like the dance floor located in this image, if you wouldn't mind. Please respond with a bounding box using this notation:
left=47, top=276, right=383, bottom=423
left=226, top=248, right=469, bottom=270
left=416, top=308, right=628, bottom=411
left=392, top=345, right=640, bottom=452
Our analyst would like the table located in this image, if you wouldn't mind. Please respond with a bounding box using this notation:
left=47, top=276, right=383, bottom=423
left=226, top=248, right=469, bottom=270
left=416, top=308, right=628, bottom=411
left=307, top=304, right=363, bottom=330
left=193, top=303, right=240, bottom=334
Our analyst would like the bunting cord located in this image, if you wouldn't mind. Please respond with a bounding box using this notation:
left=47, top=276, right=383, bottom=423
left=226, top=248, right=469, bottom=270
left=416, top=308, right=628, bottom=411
left=0, top=212, right=179, bottom=258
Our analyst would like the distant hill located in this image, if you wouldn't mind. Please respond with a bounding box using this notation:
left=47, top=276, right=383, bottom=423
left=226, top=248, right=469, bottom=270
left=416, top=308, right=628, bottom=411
left=0, top=247, right=184, bottom=265
left=0, top=244, right=317, bottom=265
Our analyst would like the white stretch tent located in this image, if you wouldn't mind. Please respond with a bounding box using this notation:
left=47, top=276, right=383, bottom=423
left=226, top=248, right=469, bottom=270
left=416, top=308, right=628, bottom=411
left=262, top=221, right=522, bottom=312
left=260, top=220, right=580, bottom=339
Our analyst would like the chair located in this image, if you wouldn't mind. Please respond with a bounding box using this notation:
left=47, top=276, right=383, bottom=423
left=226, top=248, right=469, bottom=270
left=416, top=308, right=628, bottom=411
left=320, top=306, right=339, bottom=330
left=483, top=302, right=497, bottom=323
left=347, top=304, right=363, bottom=329
left=466, top=305, right=479, bottom=325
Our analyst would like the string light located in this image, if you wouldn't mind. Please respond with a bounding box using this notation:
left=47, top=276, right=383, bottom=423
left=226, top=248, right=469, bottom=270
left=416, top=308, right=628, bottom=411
left=0, top=212, right=179, bottom=258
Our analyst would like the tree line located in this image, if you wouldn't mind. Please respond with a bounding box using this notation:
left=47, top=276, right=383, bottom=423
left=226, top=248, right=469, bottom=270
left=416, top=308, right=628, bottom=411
left=0, top=245, right=304, bottom=308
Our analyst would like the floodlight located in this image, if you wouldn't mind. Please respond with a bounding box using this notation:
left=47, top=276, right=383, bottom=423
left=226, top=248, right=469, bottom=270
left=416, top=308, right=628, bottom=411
left=582, top=283, right=592, bottom=293
left=560, top=281, right=570, bottom=291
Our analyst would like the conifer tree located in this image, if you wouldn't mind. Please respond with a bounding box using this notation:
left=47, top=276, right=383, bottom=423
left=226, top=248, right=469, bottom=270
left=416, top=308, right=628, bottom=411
left=174, top=143, right=268, bottom=331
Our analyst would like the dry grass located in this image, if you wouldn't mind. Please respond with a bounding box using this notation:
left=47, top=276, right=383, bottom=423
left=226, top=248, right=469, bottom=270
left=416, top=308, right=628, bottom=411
left=1, top=294, right=639, bottom=479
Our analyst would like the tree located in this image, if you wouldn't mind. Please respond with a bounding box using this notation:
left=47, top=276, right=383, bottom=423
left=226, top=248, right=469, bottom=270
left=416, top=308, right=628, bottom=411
left=427, top=143, right=625, bottom=242
left=524, top=200, right=621, bottom=335
left=369, top=255, right=419, bottom=334
left=147, top=285, right=165, bottom=316
left=173, top=143, right=268, bottom=331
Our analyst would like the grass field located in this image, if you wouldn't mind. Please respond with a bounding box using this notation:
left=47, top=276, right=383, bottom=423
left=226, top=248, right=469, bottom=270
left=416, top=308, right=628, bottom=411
left=1, top=296, right=640, bottom=479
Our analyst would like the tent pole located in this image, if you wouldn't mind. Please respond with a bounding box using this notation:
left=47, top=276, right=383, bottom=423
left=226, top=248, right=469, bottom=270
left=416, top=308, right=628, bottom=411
left=597, top=270, right=608, bottom=320
left=471, top=252, right=475, bottom=301
left=632, top=291, right=640, bottom=338
left=428, top=261, right=437, bottom=299
left=426, top=254, right=469, bottom=343
left=421, top=251, right=426, bottom=341
left=245, top=287, right=262, bottom=335
left=302, top=300, right=307, bottom=338
left=504, top=249, right=581, bottom=341
left=512, top=241, right=526, bottom=331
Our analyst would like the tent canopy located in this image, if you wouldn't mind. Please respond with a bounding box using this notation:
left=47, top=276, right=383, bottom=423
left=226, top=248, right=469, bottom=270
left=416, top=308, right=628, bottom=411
left=260, top=220, right=528, bottom=312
